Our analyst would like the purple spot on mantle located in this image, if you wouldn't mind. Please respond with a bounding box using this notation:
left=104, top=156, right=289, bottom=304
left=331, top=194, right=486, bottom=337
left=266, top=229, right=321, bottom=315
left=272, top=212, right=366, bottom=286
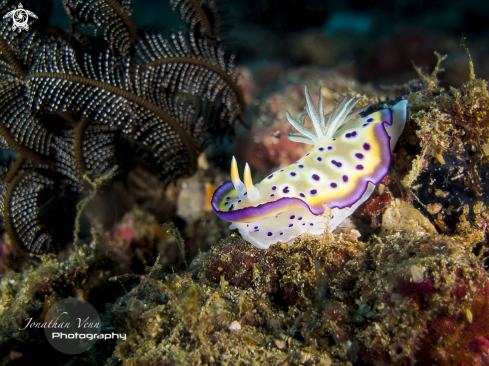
left=356, top=164, right=364, bottom=170
left=267, top=174, right=274, bottom=179
left=309, top=223, right=314, bottom=226
left=318, top=147, right=324, bottom=152
left=345, top=131, right=357, bottom=138
left=312, top=174, right=320, bottom=181
left=310, top=189, right=317, bottom=196
left=330, top=182, right=338, bottom=188
left=267, top=232, right=273, bottom=237
left=367, top=118, right=374, bottom=122
left=269, top=194, right=275, bottom=198
left=298, top=164, right=305, bottom=168
left=363, top=143, right=371, bottom=150
left=327, top=146, right=333, bottom=150
left=290, top=215, right=295, bottom=219
left=299, top=192, right=306, bottom=198
left=288, top=223, right=294, bottom=227
left=316, top=156, right=323, bottom=162
left=279, top=232, right=284, bottom=236
left=331, top=160, right=342, bottom=167
left=254, top=226, right=258, bottom=229
left=343, top=175, right=348, bottom=182
left=306, top=153, right=310, bottom=156
left=355, top=153, right=364, bottom=159
left=283, top=186, right=290, bottom=194
left=272, top=186, right=277, bottom=191
left=298, top=217, right=303, bottom=220
left=290, top=172, right=297, bottom=177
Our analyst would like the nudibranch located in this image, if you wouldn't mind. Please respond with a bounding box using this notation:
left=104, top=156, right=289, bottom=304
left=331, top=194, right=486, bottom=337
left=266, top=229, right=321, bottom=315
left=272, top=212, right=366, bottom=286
left=212, top=86, right=408, bottom=249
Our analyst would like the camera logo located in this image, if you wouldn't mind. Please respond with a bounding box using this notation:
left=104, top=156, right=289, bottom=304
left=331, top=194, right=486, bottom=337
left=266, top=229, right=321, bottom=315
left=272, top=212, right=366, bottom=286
left=3, top=3, right=38, bottom=32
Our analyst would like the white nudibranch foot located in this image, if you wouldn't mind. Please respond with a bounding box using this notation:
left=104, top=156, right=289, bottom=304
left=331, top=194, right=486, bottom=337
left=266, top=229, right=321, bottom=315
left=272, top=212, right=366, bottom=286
left=212, top=86, right=408, bottom=249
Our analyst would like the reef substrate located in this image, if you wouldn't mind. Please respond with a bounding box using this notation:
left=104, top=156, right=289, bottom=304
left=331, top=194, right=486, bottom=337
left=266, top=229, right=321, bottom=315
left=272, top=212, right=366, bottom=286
left=106, top=227, right=489, bottom=366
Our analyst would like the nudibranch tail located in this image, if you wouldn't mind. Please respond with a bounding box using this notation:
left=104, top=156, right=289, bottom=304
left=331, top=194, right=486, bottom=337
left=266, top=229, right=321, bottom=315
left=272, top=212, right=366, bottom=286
left=212, top=86, right=408, bottom=249
left=388, top=99, right=408, bottom=151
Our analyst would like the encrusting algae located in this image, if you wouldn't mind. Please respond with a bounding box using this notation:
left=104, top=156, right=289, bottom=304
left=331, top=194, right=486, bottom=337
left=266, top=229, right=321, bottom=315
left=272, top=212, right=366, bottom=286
left=400, top=48, right=489, bottom=268
left=104, top=228, right=489, bottom=366
left=2, top=212, right=489, bottom=365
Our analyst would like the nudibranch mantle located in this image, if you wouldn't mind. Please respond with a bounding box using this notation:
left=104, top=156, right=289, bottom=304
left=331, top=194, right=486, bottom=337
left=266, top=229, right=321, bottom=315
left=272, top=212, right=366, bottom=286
left=212, top=86, right=408, bottom=249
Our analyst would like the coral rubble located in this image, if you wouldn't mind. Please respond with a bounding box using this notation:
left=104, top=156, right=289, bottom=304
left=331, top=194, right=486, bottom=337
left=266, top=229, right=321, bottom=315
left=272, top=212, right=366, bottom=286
left=401, top=53, right=489, bottom=264
left=102, top=227, right=489, bottom=365
left=2, top=200, right=488, bottom=365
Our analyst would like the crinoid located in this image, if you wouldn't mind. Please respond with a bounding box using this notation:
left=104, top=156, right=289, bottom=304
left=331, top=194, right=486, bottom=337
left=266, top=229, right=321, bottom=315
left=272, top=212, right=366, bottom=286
left=0, top=0, right=245, bottom=254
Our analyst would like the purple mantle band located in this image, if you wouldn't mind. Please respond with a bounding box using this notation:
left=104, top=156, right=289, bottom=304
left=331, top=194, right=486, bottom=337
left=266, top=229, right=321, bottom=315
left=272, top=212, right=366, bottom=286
left=212, top=120, right=393, bottom=223
left=211, top=181, right=318, bottom=222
